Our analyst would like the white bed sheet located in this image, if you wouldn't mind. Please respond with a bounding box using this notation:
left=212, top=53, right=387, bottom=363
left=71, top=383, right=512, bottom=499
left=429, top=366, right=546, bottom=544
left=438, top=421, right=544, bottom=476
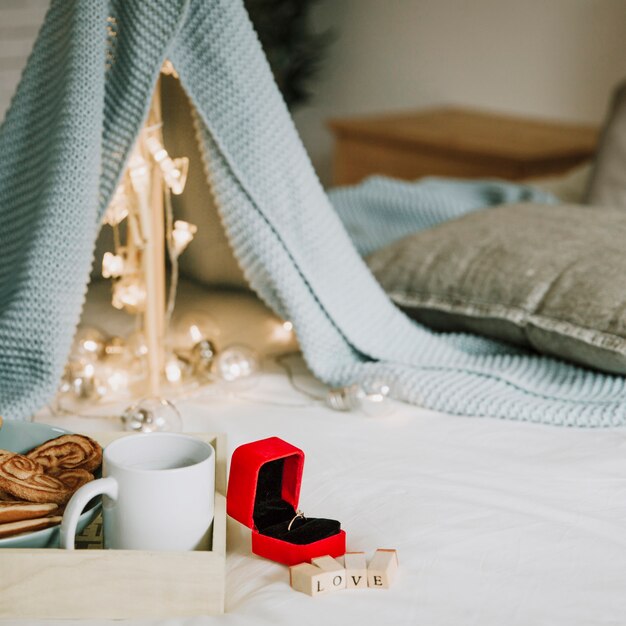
left=17, top=283, right=626, bottom=626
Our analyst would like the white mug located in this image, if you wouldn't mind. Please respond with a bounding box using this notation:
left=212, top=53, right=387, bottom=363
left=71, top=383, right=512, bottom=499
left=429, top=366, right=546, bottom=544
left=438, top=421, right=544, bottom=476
left=60, top=433, right=215, bottom=551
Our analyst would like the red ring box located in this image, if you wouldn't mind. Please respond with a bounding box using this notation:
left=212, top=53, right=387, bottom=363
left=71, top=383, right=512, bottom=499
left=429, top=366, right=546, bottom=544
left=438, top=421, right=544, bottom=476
left=227, top=436, right=346, bottom=566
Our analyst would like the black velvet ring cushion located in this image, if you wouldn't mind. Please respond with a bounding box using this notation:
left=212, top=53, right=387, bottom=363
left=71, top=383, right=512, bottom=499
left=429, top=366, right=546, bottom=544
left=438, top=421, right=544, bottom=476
left=253, top=458, right=341, bottom=545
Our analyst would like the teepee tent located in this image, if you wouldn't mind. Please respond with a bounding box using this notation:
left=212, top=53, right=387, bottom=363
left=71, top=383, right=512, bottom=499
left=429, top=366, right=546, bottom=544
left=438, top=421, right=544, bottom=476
left=1, top=0, right=626, bottom=426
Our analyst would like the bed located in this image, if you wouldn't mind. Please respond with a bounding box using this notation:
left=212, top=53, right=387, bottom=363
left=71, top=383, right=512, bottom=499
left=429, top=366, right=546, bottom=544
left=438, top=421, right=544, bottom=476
left=26, top=271, right=626, bottom=626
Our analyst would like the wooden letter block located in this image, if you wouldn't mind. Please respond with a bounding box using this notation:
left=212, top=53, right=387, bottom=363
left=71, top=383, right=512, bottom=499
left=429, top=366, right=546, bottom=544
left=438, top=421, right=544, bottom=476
left=343, top=552, right=368, bottom=589
left=290, top=562, right=335, bottom=597
left=311, top=555, right=346, bottom=590
left=367, top=549, right=398, bottom=589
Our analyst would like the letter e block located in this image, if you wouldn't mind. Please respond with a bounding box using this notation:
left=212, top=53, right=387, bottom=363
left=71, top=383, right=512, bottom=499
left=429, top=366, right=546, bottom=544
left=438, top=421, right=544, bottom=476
left=311, top=555, right=346, bottom=590
left=367, top=549, right=398, bottom=589
left=343, top=552, right=368, bottom=589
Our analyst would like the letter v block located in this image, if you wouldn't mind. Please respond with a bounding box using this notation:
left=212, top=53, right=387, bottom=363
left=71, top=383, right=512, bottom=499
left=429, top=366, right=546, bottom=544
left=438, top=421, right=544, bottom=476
left=343, top=552, right=368, bottom=589
left=368, top=549, right=399, bottom=589
left=311, top=555, right=346, bottom=590
left=290, top=562, right=336, bottom=596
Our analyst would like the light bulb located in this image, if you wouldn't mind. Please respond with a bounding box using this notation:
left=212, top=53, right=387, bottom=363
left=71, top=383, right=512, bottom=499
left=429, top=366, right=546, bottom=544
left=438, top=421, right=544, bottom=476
left=99, top=339, right=138, bottom=396
left=326, top=385, right=358, bottom=412
left=172, top=311, right=220, bottom=351
left=326, top=380, right=393, bottom=416
left=127, top=331, right=148, bottom=358
left=164, top=352, right=186, bottom=385
left=190, top=339, right=217, bottom=377
left=102, top=252, right=125, bottom=278
left=171, top=220, right=197, bottom=256
left=102, top=365, right=130, bottom=394
left=104, top=336, right=127, bottom=357
left=61, top=360, right=106, bottom=401
left=268, top=319, right=296, bottom=345
left=214, top=345, right=259, bottom=391
left=144, top=136, right=189, bottom=195
left=112, top=277, right=146, bottom=313
left=103, top=181, right=130, bottom=226
left=356, top=379, right=393, bottom=417
left=121, top=397, right=182, bottom=433
left=71, top=327, right=107, bottom=361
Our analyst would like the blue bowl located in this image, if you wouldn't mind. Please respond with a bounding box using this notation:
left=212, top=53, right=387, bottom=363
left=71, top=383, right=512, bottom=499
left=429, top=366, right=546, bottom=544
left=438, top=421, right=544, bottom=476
left=0, top=421, right=101, bottom=548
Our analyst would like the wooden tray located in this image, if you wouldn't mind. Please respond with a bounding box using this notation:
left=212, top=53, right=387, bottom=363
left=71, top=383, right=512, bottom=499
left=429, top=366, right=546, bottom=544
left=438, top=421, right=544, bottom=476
left=0, top=431, right=227, bottom=620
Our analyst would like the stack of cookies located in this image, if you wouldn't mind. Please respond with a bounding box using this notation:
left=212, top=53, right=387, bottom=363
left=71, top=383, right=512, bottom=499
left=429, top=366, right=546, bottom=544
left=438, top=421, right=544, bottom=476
left=0, top=423, right=102, bottom=539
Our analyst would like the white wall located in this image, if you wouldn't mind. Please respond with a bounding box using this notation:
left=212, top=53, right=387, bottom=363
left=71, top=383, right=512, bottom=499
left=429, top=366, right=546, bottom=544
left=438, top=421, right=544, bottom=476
left=3, top=0, right=626, bottom=188
left=294, top=0, right=626, bottom=185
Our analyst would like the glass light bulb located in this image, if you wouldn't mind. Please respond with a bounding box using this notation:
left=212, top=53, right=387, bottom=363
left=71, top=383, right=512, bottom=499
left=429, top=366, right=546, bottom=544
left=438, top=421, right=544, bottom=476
left=326, top=386, right=356, bottom=411
left=103, top=365, right=130, bottom=394
left=190, top=339, right=217, bottom=377
left=61, top=359, right=106, bottom=401
left=164, top=352, right=186, bottom=385
left=112, top=277, right=146, bottom=313
left=268, top=318, right=297, bottom=345
left=214, top=345, right=259, bottom=391
left=98, top=343, right=138, bottom=397
left=126, top=331, right=149, bottom=358
left=326, top=380, right=393, bottom=416
left=172, top=310, right=221, bottom=351
left=355, top=380, right=393, bottom=417
left=104, top=336, right=127, bottom=357
left=71, top=327, right=107, bottom=361
left=121, top=397, right=182, bottom=433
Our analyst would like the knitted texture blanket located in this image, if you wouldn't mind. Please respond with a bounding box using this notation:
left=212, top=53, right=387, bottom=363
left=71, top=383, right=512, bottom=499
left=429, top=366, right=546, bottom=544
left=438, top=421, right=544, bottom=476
left=1, top=0, right=626, bottom=426
left=330, top=176, right=556, bottom=256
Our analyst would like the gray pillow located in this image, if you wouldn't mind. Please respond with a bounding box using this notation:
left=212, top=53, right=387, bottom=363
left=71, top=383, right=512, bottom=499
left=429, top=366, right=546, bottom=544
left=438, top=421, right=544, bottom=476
left=585, top=79, right=626, bottom=207
left=367, top=203, right=626, bottom=375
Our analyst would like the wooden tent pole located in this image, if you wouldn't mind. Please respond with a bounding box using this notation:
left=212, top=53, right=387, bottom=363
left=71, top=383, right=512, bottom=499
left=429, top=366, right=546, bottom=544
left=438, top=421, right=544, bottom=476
left=141, top=76, right=166, bottom=396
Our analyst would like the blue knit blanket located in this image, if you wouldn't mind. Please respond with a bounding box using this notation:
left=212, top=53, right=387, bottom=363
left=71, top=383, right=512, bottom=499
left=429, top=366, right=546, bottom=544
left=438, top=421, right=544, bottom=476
left=1, top=0, right=625, bottom=426
left=330, top=176, right=557, bottom=256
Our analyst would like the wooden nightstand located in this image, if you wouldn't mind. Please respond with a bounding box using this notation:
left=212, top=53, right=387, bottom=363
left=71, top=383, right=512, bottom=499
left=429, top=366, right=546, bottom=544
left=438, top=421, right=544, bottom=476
left=327, top=107, right=599, bottom=186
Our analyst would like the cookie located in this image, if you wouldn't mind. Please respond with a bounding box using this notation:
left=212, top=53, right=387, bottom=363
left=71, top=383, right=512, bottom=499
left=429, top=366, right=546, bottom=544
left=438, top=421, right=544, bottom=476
left=0, top=515, right=63, bottom=539
left=26, top=434, right=102, bottom=473
left=0, top=501, right=58, bottom=524
left=0, top=453, right=70, bottom=504
left=50, top=468, right=94, bottom=491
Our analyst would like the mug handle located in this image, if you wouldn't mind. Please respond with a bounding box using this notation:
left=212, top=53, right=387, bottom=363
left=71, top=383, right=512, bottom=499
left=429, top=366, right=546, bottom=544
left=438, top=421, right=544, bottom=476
left=60, top=477, right=118, bottom=550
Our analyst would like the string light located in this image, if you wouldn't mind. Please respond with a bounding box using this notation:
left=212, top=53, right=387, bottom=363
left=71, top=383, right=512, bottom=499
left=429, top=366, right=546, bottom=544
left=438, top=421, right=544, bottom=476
left=164, top=352, right=185, bottom=385
left=326, top=380, right=392, bottom=416
left=103, top=180, right=130, bottom=226
left=268, top=319, right=296, bottom=344
left=214, top=345, right=260, bottom=393
left=171, top=220, right=197, bottom=256
left=112, top=278, right=146, bottom=312
left=72, top=327, right=107, bottom=360
left=60, top=360, right=106, bottom=401
left=121, top=397, right=182, bottom=433
left=104, top=336, right=127, bottom=357
left=102, top=365, right=130, bottom=394
left=101, top=252, right=125, bottom=278
left=190, top=339, right=217, bottom=377
left=144, top=135, right=189, bottom=195
left=64, top=63, right=392, bottom=420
